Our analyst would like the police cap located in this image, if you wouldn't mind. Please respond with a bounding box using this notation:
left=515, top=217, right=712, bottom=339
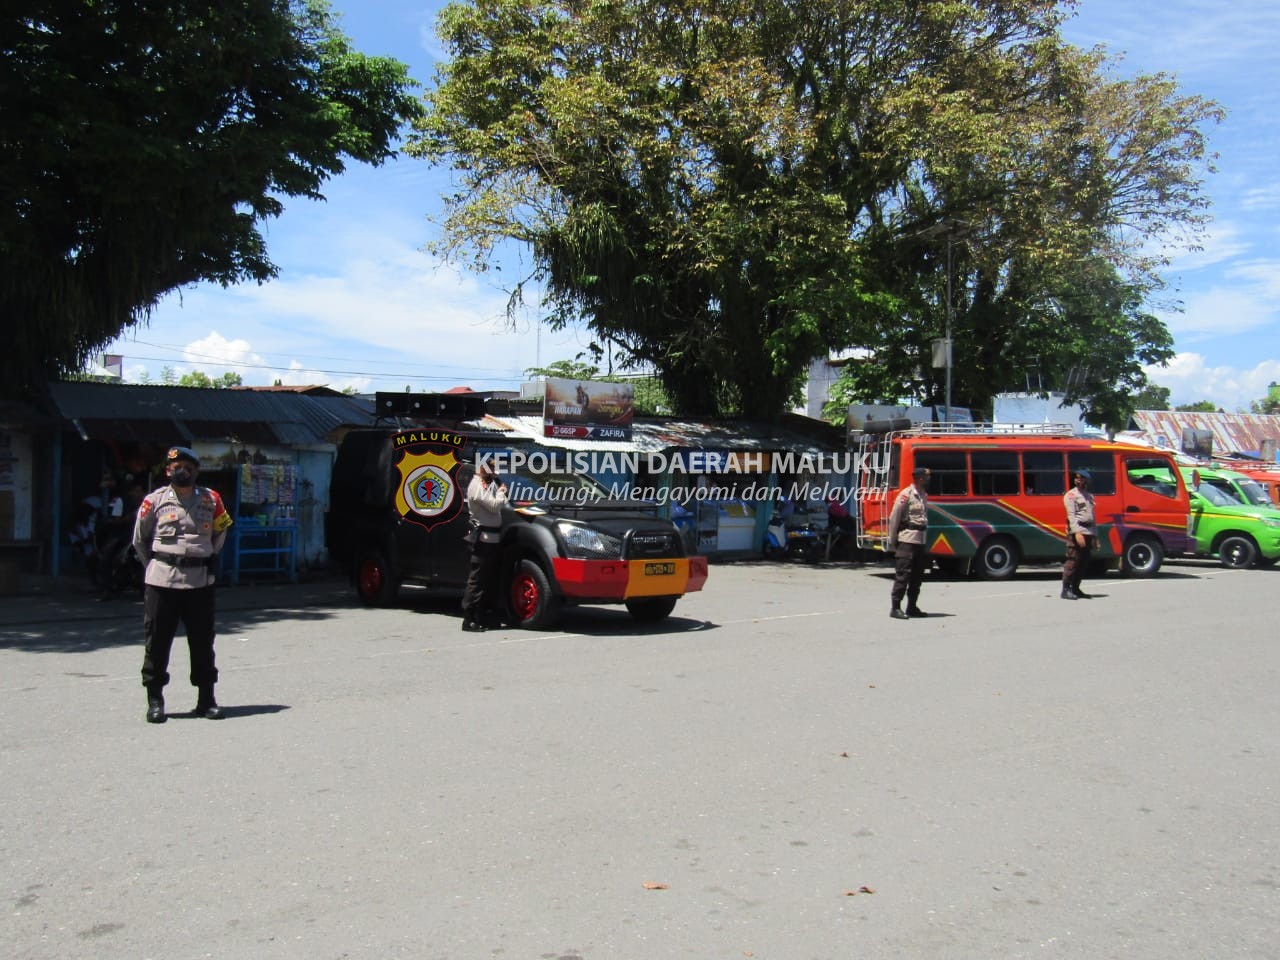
left=912, top=466, right=930, bottom=478
left=166, top=446, right=200, bottom=467
left=1074, top=468, right=1091, bottom=480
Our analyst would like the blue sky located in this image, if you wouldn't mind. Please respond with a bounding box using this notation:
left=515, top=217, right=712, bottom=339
left=103, top=0, right=1280, bottom=412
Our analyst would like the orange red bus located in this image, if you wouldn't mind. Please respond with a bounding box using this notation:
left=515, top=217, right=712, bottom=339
left=854, top=424, right=1193, bottom=578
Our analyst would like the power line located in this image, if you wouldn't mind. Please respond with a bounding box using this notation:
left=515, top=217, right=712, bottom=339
left=115, top=338, right=530, bottom=377
left=117, top=354, right=527, bottom=384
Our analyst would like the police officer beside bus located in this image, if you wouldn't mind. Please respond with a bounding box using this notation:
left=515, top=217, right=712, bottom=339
left=1061, top=468, right=1096, bottom=600
left=133, top=446, right=234, bottom=723
left=887, top=466, right=931, bottom=619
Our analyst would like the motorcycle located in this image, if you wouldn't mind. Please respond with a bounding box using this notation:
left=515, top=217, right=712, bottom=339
left=764, top=510, right=824, bottom=563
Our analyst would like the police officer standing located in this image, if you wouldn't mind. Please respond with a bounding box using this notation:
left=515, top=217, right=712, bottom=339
left=1061, top=468, right=1096, bottom=600
left=461, top=459, right=508, bottom=632
left=887, top=466, right=931, bottom=619
left=133, top=446, right=233, bottom=723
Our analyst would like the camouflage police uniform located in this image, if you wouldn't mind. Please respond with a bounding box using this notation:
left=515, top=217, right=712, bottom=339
left=887, top=469, right=930, bottom=619
left=1061, top=470, right=1097, bottom=599
left=133, top=446, right=233, bottom=722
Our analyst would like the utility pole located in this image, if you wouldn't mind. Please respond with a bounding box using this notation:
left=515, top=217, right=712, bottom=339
left=918, top=218, right=971, bottom=422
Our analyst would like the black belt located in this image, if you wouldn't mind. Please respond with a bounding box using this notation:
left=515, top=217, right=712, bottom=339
left=153, top=553, right=212, bottom=568
left=902, top=522, right=926, bottom=530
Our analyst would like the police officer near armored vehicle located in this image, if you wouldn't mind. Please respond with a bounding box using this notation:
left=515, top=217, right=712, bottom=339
left=1061, top=468, right=1096, bottom=600
left=133, top=446, right=233, bottom=723
left=887, top=466, right=931, bottom=619
left=461, top=459, right=509, bottom=632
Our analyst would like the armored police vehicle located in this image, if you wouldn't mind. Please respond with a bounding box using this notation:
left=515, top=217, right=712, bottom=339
left=325, top=422, right=707, bottom=628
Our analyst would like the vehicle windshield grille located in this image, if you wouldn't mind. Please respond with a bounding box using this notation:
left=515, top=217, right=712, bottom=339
left=625, top=531, right=680, bottom=559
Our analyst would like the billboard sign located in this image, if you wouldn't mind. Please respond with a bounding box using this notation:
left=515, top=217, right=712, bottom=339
left=543, top=378, right=634, bottom=441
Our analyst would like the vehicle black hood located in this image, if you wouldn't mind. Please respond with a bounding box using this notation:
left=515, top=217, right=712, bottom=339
left=511, top=499, right=668, bottom=527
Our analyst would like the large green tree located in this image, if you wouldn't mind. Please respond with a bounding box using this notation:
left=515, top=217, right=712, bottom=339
left=1, top=0, right=424, bottom=396
left=412, top=0, right=1218, bottom=423
left=842, top=46, right=1215, bottom=427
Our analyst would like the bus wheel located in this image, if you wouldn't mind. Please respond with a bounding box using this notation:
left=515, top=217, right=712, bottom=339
left=1218, top=534, right=1258, bottom=569
left=1120, top=534, right=1163, bottom=577
left=974, top=537, right=1018, bottom=580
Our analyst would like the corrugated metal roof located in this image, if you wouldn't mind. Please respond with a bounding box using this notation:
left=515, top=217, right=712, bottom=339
left=44, top=382, right=846, bottom=454
left=1130, top=411, right=1280, bottom=458
left=46, top=381, right=374, bottom=446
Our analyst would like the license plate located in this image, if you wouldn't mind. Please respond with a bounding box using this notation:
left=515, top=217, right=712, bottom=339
left=644, top=562, right=675, bottom=576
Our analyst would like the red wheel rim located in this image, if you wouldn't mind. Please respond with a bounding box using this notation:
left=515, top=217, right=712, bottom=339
left=510, top=573, right=538, bottom=621
left=359, top=560, right=382, bottom=597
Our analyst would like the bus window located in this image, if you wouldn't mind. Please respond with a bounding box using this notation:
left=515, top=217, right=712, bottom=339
left=1068, top=452, right=1116, bottom=495
left=971, top=450, right=1019, bottom=496
left=915, top=449, right=967, bottom=495
left=1123, top=458, right=1180, bottom=499
left=1023, top=451, right=1065, bottom=496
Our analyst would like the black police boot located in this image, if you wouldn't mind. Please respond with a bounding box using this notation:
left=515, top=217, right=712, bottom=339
left=890, top=607, right=909, bottom=620
left=194, top=685, right=224, bottom=719
left=1060, top=586, right=1079, bottom=600
left=906, top=605, right=928, bottom=618
left=145, top=686, right=166, bottom=724
left=460, top=608, right=486, bottom=633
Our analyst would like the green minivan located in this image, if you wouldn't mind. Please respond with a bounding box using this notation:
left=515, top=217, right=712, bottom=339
left=1181, top=466, right=1280, bottom=568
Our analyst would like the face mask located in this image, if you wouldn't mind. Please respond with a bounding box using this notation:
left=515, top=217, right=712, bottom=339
left=170, top=467, right=194, bottom=486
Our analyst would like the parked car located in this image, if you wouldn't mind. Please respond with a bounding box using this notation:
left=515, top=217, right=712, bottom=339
left=1209, top=462, right=1280, bottom=507
left=325, top=428, right=708, bottom=626
left=1195, top=465, right=1275, bottom=509
left=1181, top=467, right=1280, bottom=569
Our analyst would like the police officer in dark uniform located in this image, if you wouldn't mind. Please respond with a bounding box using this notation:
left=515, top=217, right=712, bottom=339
left=887, top=466, right=931, bottom=619
left=461, top=460, right=508, bottom=632
left=133, top=446, right=233, bottom=723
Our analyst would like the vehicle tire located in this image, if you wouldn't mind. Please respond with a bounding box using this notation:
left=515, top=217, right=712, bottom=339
left=626, top=596, right=679, bottom=622
left=355, top=549, right=399, bottom=606
left=974, top=536, right=1018, bottom=580
left=507, top=558, right=561, bottom=629
left=763, top=541, right=787, bottom=560
left=1217, top=534, right=1258, bottom=569
left=1120, top=533, right=1163, bottom=577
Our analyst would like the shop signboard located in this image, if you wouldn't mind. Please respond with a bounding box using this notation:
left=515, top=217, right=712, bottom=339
left=543, top=378, right=634, bottom=440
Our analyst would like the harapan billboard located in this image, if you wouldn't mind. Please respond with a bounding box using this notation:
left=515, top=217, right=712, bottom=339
left=543, top=378, right=634, bottom=440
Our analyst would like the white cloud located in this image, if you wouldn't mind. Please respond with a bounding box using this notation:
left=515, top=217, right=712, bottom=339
left=1240, top=184, right=1280, bottom=211
left=180, top=332, right=268, bottom=375
left=1144, top=352, right=1280, bottom=411
left=109, top=234, right=589, bottom=391
left=1167, top=221, right=1251, bottom=271
left=1163, top=288, right=1275, bottom=339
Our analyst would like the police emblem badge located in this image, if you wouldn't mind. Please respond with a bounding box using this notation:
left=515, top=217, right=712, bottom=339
left=391, top=430, right=467, bottom=530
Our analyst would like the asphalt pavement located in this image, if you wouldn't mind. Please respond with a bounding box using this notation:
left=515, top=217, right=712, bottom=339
left=2, top=558, right=1277, bottom=960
